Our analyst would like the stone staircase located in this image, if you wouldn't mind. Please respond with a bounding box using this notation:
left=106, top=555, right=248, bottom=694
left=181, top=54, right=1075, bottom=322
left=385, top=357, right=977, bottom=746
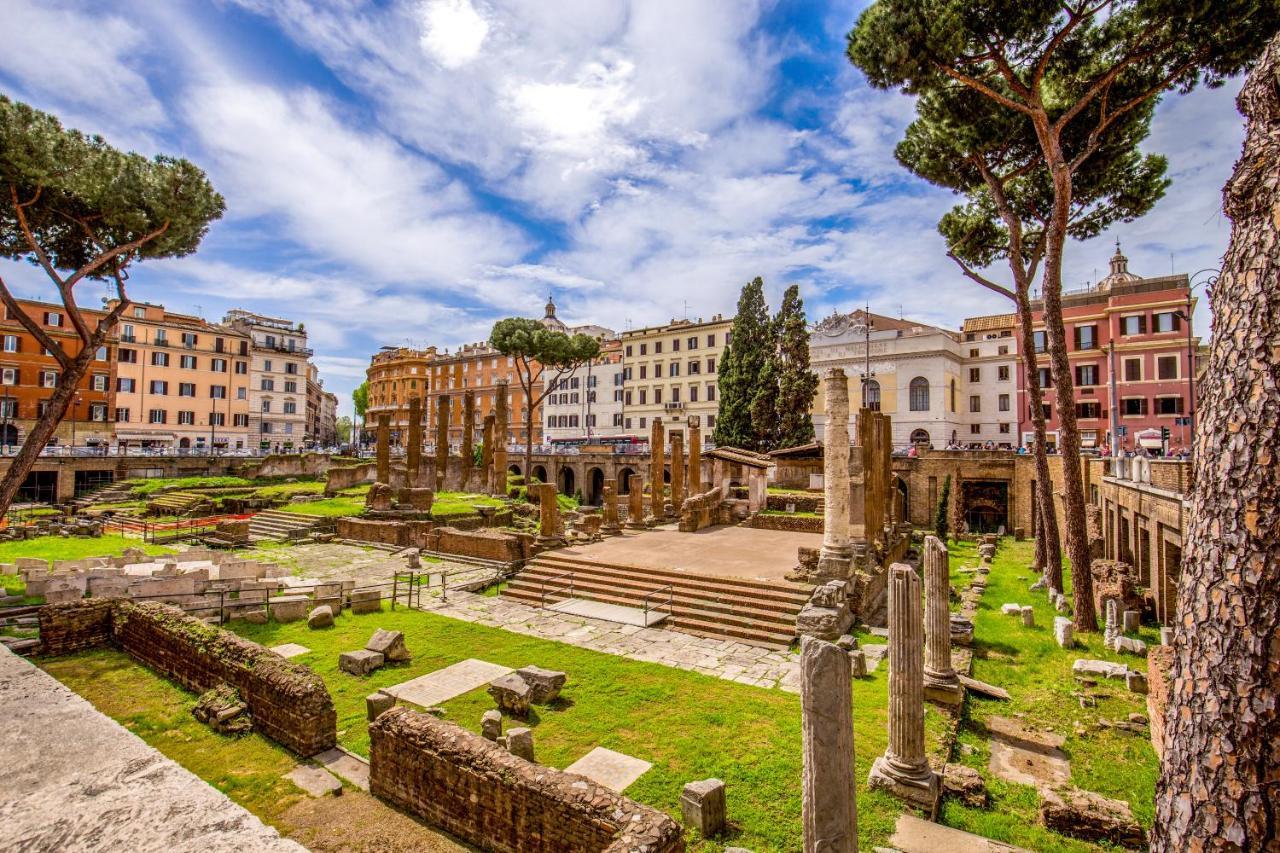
left=503, top=552, right=812, bottom=649
left=72, top=481, right=134, bottom=510
left=247, top=509, right=323, bottom=542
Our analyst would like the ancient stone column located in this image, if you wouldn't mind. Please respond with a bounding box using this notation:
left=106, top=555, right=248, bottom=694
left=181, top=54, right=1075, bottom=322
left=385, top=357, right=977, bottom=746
left=481, top=413, right=495, bottom=490
left=461, top=390, right=476, bottom=485
left=435, top=394, right=451, bottom=491
left=818, top=368, right=852, bottom=578
left=376, top=413, right=391, bottom=484
left=601, top=478, right=620, bottom=533
left=922, top=535, right=962, bottom=705
left=406, top=397, right=423, bottom=484
left=537, top=483, right=560, bottom=543
left=868, top=563, right=939, bottom=808
left=688, top=421, right=702, bottom=494
left=626, top=474, right=646, bottom=530
left=801, top=636, right=857, bottom=853
left=670, top=431, right=685, bottom=513
left=649, top=419, right=665, bottom=520
left=492, top=381, right=509, bottom=497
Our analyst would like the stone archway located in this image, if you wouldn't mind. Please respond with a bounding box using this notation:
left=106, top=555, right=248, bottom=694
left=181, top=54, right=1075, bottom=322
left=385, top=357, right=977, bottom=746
left=532, top=464, right=548, bottom=484
left=558, top=465, right=576, bottom=498
left=618, top=466, right=635, bottom=493
left=587, top=466, right=605, bottom=506
left=910, top=428, right=930, bottom=448
left=508, top=463, right=522, bottom=477
left=961, top=480, right=1009, bottom=534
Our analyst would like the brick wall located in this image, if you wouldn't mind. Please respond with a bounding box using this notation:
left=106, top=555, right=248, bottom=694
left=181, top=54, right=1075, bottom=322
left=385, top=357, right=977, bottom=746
left=370, top=708, right=683, bottom=853
left=337, top=517, right=414, bottom=546
left=765, top=493, right=822, bottom=513
left=425, top=526, right=529, bottom=563
left=748, top=513, right=823, bottom=534
left=38, top=599, right=114, bottom=655
left=325, top=462, right=376, bottom=495
left=1147, top=645, right=1174, bottom=759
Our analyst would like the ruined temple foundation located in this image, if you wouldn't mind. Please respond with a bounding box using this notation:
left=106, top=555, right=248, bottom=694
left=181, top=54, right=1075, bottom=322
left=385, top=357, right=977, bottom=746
left=868, top=563, right=939, bottom=808
left=817, top=368, right=853, bottom=579
left=801, top=636, right=857, bottom=852
left=922, top=535, right=963, bottom=706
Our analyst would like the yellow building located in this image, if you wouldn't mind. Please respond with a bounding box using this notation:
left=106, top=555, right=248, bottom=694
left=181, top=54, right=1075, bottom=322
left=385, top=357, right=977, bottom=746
left=620, top=314, right=733, bottom=444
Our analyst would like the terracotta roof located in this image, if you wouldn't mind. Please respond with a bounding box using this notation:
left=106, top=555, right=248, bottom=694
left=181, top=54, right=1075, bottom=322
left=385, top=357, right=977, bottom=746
left=768, top=442, right=822, bottom=458
left=705, top=447, right=775, bottom=469
left=962, top=313, right=1017, bottom=332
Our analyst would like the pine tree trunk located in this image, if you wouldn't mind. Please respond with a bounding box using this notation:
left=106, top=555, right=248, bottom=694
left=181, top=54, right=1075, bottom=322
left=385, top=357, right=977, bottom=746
left=1152, top=36, right=1280, bottom=850
left=1015, top=289, right=1063, bottom=589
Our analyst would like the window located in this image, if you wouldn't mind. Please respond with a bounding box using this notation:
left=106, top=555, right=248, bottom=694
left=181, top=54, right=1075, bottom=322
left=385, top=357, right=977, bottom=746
left=909, top=377, right=930, bottom=411
left=152, top=351, right=169, bottom=367
left=121, top=324, right=136, bottom=343
left=44, top=311, right=62, bottom=327
left=1124, top=358, right=1142, bottom=382
left=707, top=357, right=716, bottom=373
left=1074, top=324, right=1098, bottom=350
left=148, top=409, right=167, bottom=424
left=1037, top=367, right=1053, bottom=389
left=178, top=411, right=195, bottom=425
left=209, top=358, right=225, bottom=372
left=969, top=367, right=980, bottom=382
left=969, top=395, right=981, bottom=413
left=1076, top=402, right=1102, bottom=419
left=2, top=335, right=17, bottom=353
left=210, top=385, right=227, bottom=399
left=285, top=380, right=297, bottom=393
left=210, top=412, right=226, bottom=427
left=670, top=386, right=680, bottom=403
left=864, top=378, right=881, bottom=412
left=1032, top=330, right=1047, bottom=353
left=707, top=414, right=716, bottom=427
left=671, top=338, right=680, bottom=351
left=261, top=400, right=271, bottom=413
left=670, top=362, right=680, bottom=377
left=261, top=422, right=272, bottom=433
left=689, top=385, right=699, bottom=402
left=215, top=338, right=225, bottom=353
left=116, top=377, right=135, bottom=393
left=1122, top=397, right=1148, bottom=416
left=178, top=383, right=196, bottom=397
left=115, top=407, right=130, bottom=423
left=613, top=413, right=624, bottom=427
left=263, top=359, right=273, bottom=372
left=0, top=367, right=16, bottom=386
left=233, top=414, right=249, bottom=427
left=154, top=329, right=167, bottom=344
left=640, top=344, right=647, bottom=355
left=654, top=363, right=663, bottom=378
left=1076, top=364, right=1099, bottom=386
left=970, top=424, right=981, bottom=434
left=707, top=383, right=717, bottom=401
left=262, top=378, right=275, bottom=391
left=41, top=370, right=58, bottom=389
left=999, top=423, right=1011, bottom=434
left=149, top=380, right=167, bottom=395
left=625, top=391, right=632, bottom=405
left=234, top=361, right=247, bottom=375
left=286, top=362, right=299, bottom=375
left=1156, top=396, right=1183, bottom=415
left=180, top=354, right=197, bottom=369
left=133, top=307, right=145, bottom=319
left=654, top=341, right=663, bottom=354
left=688, top=336, right=698, bottom=350
left=95, top=346, right=108, bottom=361
left=1121, top=315, right=1147, bottom=336
left=688, top=360, right=700, bottom=375
left=284, top=402, right=297, bottom=417
left=998, top=365, right=1010, bottom=381
left=1042, top=403, right=1052, bottom=420
left=653, top=388, right=663, bottom=405
left=997, top=344, right=1009, bottom=355
left=969, top=348, right=979, bottom=358
left=181, top=332, right=198, bottom=348
left=625, top=345, right=633, bottom=357
left=236, top=387, right=246, bottom=400
left=998, top=393, right=1010, bottom=412
left=1153, top=311, right=1180, bottom=333
left=1157, top=355, right=1179, bottom=380
left=91, top=373, right=108, bottom=392
left=118, top=348, right=137, bottom=363
left=639, top=365, right=647, bottom=380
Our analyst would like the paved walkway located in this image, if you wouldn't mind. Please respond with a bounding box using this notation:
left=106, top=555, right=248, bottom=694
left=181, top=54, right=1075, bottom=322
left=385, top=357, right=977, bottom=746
left=418, top=589, right=803, bottom=691
left=0, top=646, right=303, bottom=853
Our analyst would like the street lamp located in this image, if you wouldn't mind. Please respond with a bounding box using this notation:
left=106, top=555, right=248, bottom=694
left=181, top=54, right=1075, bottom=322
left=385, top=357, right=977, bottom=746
left=70, top=392, right=82, bottom=453
left=1173, top=269, right=1217, bottom=456
left=850, top=305, right=875, bottom=410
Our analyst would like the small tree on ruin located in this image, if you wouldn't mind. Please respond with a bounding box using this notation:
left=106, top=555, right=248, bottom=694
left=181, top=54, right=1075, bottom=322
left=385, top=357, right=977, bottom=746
left=0, top=96, right=223, bottom=515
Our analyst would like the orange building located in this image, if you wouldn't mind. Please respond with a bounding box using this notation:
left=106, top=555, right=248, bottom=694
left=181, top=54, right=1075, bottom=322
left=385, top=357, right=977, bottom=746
left=426, top=342, right=537, bottom=448
left=366, top=346, right=434, bottom=444
left=0, top=299, right=114, bottom=449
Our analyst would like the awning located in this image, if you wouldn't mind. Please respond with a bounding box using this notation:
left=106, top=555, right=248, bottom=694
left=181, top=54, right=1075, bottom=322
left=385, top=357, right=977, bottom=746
left=116, top=431, right=176, bottom=441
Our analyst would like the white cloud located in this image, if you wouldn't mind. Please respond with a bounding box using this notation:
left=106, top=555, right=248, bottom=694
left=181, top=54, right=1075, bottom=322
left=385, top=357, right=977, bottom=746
left=418, top=0, right=491, bottom=69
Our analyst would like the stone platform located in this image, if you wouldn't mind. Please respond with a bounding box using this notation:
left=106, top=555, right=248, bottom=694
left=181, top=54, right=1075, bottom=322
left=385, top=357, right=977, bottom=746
left=559, top=525, right=822, bottom=581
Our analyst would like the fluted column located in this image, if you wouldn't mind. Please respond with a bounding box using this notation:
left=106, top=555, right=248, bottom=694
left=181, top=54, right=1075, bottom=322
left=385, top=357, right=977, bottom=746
left=868, top=563, right=939, bottom=808
left=922, top=535, right=962, bottom=704
left=649, top=419, right=665, bottom=520
left=435, top=394, right=450, bottom=491
left=818, top=368, right=852, bottom=578
left=492, top=381, right=508, bottom=496
left=801, top=636, right=857, bottom=853
left=406, top=397, right=422, bottom=483
left=601, top=478, right=620, bottom=533
left=688, top=422, right=702, bottom=494
left=626, top=474, right=646, bottom=529
left=670, top=431, right=685, bottom=512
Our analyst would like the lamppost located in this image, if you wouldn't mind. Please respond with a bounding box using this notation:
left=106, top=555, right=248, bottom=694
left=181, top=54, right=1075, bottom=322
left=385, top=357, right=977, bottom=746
left=851, top=305, right=875, bottom=410
left=70, top=392, right=82, bottom=453
left=1173, top=269, right=1218, bottom=456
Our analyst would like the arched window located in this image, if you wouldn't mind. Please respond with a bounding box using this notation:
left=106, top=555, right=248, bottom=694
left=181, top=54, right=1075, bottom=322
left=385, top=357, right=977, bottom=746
left=911, top=429, right=930, bottom=447
left=909, top=377, right=930, bottom=411
left=864, top=378, right=881, bottom=412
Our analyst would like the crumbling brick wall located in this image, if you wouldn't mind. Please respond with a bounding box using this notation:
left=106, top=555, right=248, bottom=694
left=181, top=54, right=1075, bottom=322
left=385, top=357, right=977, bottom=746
left=748, top=514, right=823, bottom=534
left=1090, top=559, right=1144, bottom=619
left=113, top=601, right=336, bottom=755
left=370, top=708, right=683, bottom=853
left=765, top=493, right=822, bottom=513
left=425, top=527, right=528, bottom=563
left=37, top=599, right=113, bottom=655
left=1147, top=645, right=1174, bottom=759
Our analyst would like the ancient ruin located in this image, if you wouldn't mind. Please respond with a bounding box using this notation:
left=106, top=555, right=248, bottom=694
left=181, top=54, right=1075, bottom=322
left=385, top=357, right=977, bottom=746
left=922, top=535, right=962, bottom=705
left=801, top=636, right=857, bottom=852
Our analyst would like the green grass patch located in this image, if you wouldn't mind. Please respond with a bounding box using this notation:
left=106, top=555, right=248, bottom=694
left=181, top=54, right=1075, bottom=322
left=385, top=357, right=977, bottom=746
left=250, top=481, right=328, bottom=500
left=124, top=476, right=254, bottom=497
left=277, top=496, right=365, bottom=517
left=0, top=534, right=174, bottom=565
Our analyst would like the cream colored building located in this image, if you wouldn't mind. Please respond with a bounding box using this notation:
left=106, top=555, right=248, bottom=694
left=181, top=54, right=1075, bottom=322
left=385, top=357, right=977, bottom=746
left=223, top=310, right=310, bottom=451
left=620, top=314, right=732, bottom=445
left=959, top=313, right=1019, bottom=448
left=110, top=302, right=252, bottom=451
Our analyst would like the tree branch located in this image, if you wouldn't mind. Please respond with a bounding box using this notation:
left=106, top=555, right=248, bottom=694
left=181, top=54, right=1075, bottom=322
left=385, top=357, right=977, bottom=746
left=0, top=275, right=73, bottom=370
left=934, top=64, right=1035, bottom=115
left=8, top=183, right=67, bottom=291
left=65, top=220, right=170, bottom=288
left=947, top=251, right=1016, bottom=300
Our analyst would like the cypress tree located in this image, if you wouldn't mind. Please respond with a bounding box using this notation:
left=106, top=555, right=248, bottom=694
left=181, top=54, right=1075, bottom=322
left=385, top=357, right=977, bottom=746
left=714, top=277, right=770, bottom=449
left=773, top=284, right=817, bottom=448
left=749, top=355, right=780, bottom=451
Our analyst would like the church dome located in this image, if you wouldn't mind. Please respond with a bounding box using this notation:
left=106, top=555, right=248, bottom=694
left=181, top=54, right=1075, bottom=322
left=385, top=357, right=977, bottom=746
left=1097, top=239, right=1141, bottom=290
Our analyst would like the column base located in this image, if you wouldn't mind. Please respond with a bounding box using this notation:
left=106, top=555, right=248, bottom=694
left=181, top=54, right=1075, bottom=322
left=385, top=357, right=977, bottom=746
left=601, top=523, right=622, bottom=535
left=623, top=521, right=647, bottom=530
left=867, top=755, right=939, bottom=809
left=923, top=675, right=965, bottom=706
left=816, top=546, right=853, bottom=580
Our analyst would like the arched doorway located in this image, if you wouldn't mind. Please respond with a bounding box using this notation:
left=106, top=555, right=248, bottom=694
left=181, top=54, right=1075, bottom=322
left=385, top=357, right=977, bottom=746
left=507, top=463, right=522, bottom=477
left=587, top=467, right=605, bottom=506
left=618, top=466, right=635, bottom=493
left=179, top=437, right=191, bottom=449
left=532, top=464, right=548, bottom=484
left=558, top=466, right=576, bottom=498
left=896, top=477, right=909, bottom=522
left=910, top=429, right=930, bottom=448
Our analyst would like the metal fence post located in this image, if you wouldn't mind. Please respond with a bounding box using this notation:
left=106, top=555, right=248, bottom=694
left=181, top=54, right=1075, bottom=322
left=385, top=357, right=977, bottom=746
left=391, top=573, right=399, bottom=610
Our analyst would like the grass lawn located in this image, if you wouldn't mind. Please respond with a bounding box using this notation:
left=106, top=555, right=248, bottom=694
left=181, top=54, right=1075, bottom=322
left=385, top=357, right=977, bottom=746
left=940, top=537, right=1159, bottom=852
left=278, top=496, right=366, bottom=517
left=279, top=490, right=507, bottom=521
left=123, top=476, right=254, bottom=496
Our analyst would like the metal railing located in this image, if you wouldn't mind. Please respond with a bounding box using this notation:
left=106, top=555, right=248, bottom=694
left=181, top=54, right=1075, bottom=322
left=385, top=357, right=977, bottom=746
left=641, top=583, right=674, bottom=624
left=539, top=570, right=576, bottom=610
left=102, top=515, right=244, bottom=544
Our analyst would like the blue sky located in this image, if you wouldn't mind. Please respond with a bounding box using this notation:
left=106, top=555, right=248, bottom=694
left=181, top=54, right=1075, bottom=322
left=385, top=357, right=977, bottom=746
left=0, top=0, right=1240, bottom=418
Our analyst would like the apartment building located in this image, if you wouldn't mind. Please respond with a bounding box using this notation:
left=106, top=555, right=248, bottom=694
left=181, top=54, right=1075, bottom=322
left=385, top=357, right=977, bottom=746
left=224, top=310, right=310, bottom=451
left=319, top=389, right=339, bottom=446
left=1018, top=243, right=1198, bottom=451
left=427, top=342, right=536, bottom=448
left=543, top=338, right=625, bottom=442
left=0, top=299, right=114, bottom=449
left=366, top=346, right=433, bottom=445
left=620, top=315, right=732, bottom=445
left=304, top=363, right=338, bottom=446
left=959, top=313, right=1019, bottom=448
left=111, top=302, right=252, bottom=451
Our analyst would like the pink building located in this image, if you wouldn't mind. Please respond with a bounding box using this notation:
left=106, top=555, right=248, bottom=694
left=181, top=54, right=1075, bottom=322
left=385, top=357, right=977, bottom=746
left=1017, top=243, right=1198, bottom=453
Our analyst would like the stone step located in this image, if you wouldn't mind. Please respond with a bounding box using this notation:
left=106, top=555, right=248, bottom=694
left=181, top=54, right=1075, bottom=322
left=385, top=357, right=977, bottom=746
left=530, top=553, right=812, bottom=605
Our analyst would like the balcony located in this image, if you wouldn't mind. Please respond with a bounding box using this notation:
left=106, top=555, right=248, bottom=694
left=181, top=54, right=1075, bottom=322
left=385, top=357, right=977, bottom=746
left=663, top=401, right=685, bottom=411
left=264, top=343, right=314, bottom=357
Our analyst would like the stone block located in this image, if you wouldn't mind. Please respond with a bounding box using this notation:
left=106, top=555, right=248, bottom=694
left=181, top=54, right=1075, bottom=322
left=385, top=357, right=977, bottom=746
left=515, top=665, right=566, bottom=704
left=1000, top=603, right=1021, bottom=616
left=1039, top=786, right=1145, bottom=848
left=1122, top=610, right=1140, bottom=633
left=1054, top=617, right=1074, bottom=649
left=350, top=588, right=382, bottom=614
left=1125, top=671, right=1149, bottom=694
left=504, top=726, right=535, bottom=762
left=1159, top=627, right=1174, bottom=646
left=487, top=673, right=532, bottom=718
left=366, top=628, right=411, bottom=663
left=1020, top=606, right=1035, bottom=627
left=848, top=649, right=867, bottom=678
left=339, top=649, right=384, bottom=676
left=366, top=691, right=395, bottom=721
left=481, top=709, right=502, bottom=741
left=941, top=763, right=988, bottom=808
left=307, top=606, right=334, bottom=629
left=1115, top=636, right=1147, bottom=657
left=795, top=602, right=852, bottom=642
left=1073, top=659, right=1129, bottom=680
left=44, top=586, right=85, bottom=605
left=680, top=778, right=726, bottom=838
left=270, top=594, right=310, bottom=623
left=835, top=634, right=857, bottom=651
